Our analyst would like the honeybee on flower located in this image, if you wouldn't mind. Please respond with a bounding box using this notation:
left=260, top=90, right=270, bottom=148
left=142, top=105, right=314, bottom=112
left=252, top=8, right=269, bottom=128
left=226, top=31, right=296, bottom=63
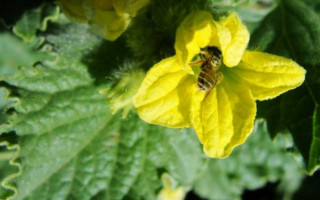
left=133, top=11, right=306, bottom=158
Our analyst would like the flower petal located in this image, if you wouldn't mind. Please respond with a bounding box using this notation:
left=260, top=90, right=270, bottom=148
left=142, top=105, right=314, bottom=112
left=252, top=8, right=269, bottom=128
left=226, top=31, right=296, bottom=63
left=190, top=89, right=206, bottom=142
left=226, top=50, right=306, bottom=100
left=90, top=10, right=130, bottom=41
left=158, top=173, right=186, bottom=200
left=219, top=12, right=250, bottom=67
left=113, top=0, right=150, bottom=16
left=57, top=0, right=88, bottom=22
left=174, top=11, right=231, bottom=74
left=93, top=0, right=113, bottom=10
left=133, top=56, right=196, bottom=128
left=83, top=0, right=113, bottom=10
left=191, top=77, right=256, bottom=158
left=158, top=187, right=185, bottom=200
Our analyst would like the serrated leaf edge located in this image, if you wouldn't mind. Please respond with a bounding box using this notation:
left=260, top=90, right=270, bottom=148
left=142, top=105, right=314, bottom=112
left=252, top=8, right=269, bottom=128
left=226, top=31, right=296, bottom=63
left=0, top=87, right=20, bottom=135
left=12, top=4, right=60, bottom=42
left=39, top=5, right=60, bottom=32
left=0, top=141, right=22, bottom=200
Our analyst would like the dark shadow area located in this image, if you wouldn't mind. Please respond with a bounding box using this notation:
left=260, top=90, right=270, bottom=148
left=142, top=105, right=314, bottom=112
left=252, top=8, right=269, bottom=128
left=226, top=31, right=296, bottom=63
left=0, top=21, right=8, bottom=32
left=242, top=182, right=280, bottom=200
left=0, top=0, right=53, bottom=26
left=156, top=167, right=167, bottom=178
left=125, top=0, right=212, bottom=70
left=0, top=82, right=21, bottom=99
left=0, top=132, right=18, bottom=145
left=124, top=1, right=178, bottom=68
left=293, top=170, right=320, bottom=200
left=185, top=182, right=282, bottom=200
left=81, top=35, right=134, bottom=85
left=186, top=191, right=208, bottom=200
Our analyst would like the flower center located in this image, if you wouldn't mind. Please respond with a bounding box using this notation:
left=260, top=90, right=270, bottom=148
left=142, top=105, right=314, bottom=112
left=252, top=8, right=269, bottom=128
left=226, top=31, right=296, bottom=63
left=189, top=46, right=224, bottom=91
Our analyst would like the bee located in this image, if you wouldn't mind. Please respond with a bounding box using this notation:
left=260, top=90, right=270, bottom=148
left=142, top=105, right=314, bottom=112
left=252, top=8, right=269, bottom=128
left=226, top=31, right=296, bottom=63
left=189, top=46, right=224, bottom=91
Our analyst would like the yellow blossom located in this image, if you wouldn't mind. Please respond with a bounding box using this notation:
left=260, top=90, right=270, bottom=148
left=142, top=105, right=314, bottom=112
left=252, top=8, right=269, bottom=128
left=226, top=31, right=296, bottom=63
left=157, top=173, right=186, bottom=200
left=113, top=0, right=150, bottom=16
left=57, top=0, right=149, bottom=40
left=133, top=11, right=306, bottom=158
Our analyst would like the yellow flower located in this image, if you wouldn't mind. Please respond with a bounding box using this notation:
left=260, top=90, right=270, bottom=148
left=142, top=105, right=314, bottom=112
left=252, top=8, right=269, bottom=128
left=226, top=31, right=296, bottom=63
left=57, top=0, right=149, bottom=40
left=157, top=173, right=186, bottom=200
left=133, top=11, right=306, bottom=158
left=113, top=0, right=150, bottom=17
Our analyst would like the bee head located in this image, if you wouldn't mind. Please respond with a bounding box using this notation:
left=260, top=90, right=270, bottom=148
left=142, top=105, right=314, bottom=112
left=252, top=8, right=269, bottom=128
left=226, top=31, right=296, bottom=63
left=207, top=46, right=221, bottom=58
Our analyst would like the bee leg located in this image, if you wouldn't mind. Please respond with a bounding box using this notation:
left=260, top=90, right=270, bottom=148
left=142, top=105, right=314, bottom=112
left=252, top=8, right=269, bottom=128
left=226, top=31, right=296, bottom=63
left=216, top=71, right=224, bottom=84
left=189, top=59, right=205, bottom=66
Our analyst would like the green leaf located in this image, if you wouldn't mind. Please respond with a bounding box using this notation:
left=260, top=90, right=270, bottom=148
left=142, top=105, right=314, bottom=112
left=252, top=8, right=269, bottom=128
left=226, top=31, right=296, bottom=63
left=17, top=114, right=118, bottom=200
left=250, top=0, right=320, bottom=174
left=235, top=0, right=277, bottom=33
left=0, top=61, right=148, bottom=200
left=104, top=114, right=146, bottom=200
left=311, top=105, right=320, bottom=171
left=147, top=127, right=205, bottom=186
left=193, top=120, right=304, bottom=200
left=3, top=82, right=114, bottom=200
left=0, top=32, right=53, bottom=112
left=124, top=124, right=205, bottom=200
left=43, top=17, right=102, bottom=63
left=125, top=160, right=161, bottom=200
left=13, top=4, right=59, bottom=42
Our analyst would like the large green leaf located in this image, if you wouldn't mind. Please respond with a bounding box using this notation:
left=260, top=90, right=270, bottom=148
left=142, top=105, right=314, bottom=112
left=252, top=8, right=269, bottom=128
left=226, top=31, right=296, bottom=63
left=250, top=0, right=320, bottom=174
left=194, top=120, right=304, bottom=200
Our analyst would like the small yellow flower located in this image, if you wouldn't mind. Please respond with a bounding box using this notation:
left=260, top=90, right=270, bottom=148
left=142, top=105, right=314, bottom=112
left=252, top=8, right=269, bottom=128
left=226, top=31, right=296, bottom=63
left=57, top=0, right=149, bottom=40
left=133, top=11, right=306, bottom=158
left=157, top=173, right=186, bottom=200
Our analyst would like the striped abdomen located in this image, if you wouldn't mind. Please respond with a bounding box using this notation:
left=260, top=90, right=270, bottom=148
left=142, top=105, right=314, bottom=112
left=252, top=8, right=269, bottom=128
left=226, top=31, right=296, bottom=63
left=196, top=46, right=222, bottom=91
left=197, top=64, right=216, bottom=91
